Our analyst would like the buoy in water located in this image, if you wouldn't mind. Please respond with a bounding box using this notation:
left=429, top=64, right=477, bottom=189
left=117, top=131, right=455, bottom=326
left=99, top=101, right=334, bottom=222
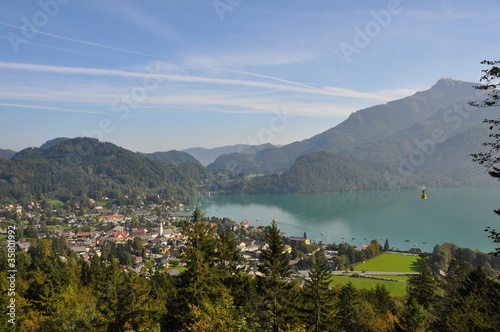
left=421, top=190, right=427, bottom=200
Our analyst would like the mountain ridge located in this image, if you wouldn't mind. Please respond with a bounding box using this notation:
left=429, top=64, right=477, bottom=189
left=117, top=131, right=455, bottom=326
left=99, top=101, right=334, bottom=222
left=2, top=137, right=208, bottom=203
left=209, top=78, right=489, bottom=177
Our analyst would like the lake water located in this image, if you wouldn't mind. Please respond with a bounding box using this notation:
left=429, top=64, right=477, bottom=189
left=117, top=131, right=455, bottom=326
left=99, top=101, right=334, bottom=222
left=190, top=188, right=500, bottom=253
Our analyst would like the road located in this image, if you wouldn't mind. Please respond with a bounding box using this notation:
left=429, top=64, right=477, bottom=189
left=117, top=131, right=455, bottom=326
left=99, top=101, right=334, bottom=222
left=331, top=271, right=419, bottom=276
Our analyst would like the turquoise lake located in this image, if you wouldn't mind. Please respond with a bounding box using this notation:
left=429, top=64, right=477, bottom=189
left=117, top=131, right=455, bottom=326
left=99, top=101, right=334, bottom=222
left=190, top=188, right=500, bottom=253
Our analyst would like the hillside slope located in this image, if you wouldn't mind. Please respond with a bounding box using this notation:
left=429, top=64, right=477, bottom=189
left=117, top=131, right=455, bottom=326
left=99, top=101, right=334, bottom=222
left=217, top=151, right=416, bottom=194
left=140, top=150, right=199, bottom=165
left=1, top=137, right=208, bottom=203
left=210, top=79, right=485, bottom=175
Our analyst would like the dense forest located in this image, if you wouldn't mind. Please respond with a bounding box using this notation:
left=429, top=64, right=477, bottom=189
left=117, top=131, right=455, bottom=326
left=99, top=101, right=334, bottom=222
left=0, top=138, right=209, bottom=204
left=213, top=152, right=417, bottom=195
left=1, top=209, right=499, bottom=331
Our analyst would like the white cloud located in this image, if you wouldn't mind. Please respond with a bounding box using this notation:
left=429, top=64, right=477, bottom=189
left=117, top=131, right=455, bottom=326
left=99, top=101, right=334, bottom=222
left=0, top=61, right=395, bottom=102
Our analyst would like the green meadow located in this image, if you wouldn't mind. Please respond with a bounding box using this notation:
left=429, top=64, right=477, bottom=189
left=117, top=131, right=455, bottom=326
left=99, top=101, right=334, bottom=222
left=353, top=253, right=417, bottom=273
left=329, top=275, right=407, bottom=297
left=329, top=253, right=419, bottom=296
left=48, top=199, right=65, bottom=206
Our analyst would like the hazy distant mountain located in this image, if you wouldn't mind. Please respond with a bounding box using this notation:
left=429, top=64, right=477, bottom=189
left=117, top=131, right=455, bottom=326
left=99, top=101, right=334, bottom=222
left=0, top=148, right=16, bottom=159
left=183, top=143, right=274, bottom=166
left=3, top=137, right=208, bottom=202
left=139, top=150, right=199, bottom=165
left=210, top=79, right=493, bottom=178
left=340, top=97, right=499, bottom=168
left=417, top=123, right=493, bottom=187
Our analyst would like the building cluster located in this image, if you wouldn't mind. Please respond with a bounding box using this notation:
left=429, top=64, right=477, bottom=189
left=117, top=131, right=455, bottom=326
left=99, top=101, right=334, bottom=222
left=2, top=200, right=320, bottom=276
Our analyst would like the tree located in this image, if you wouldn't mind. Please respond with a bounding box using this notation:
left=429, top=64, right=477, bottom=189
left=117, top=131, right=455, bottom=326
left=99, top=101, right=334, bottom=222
left=470, top=59, right=500, bottom=255
left=336, top=282, right=370, bottom=331
left=302, top=249, right=335, bottom=332
left=258, top=220, right=292, bottom=332
left=436, top=266, right=500, bottom=331
left=373, top=283, right=396, bottom=316
left=164, top=208, right=241, bottom=331
left=383, top=239, right=390, bottom=252
left=398, top=297, right=433, bottom=332
left=406, top=254, right=439, bottom=310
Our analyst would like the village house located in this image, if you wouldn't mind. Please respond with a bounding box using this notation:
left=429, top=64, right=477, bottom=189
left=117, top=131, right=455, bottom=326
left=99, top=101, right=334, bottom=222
left=100, top=214, right=126, bottom=223
left=17, top=242, right=31, bottom=251
left=113, top=232, right=128, bottom=241
left=288, top=237, right=311, bottom=247
left=70, top=246, right=89, bottom=255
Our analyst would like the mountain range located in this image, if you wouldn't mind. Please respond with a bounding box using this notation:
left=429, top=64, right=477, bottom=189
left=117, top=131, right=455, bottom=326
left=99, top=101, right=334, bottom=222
left=183, top=143, right=275, bottom=166
left=1, top=78, right=498, bottom=201
left=206, top=78, right=498, bottom=187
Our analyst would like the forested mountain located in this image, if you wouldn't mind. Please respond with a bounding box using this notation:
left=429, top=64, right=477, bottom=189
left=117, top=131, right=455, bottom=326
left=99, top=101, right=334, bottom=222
left=216, top=151, right=416, bottom=194
left=184, top=143, right=274, bottom=166
left=40, top=137, right=71, bottom=149
left=139, top=150, right=199, bottom=165
left=0, top=137, right=209, bottom=203
left=209, top=79, right=496, bottom=181
left=3, top=79, right=497, bottom=197
left=208, top=152, right=261, bottom=174
left=0, top=148, right=16, bottom=159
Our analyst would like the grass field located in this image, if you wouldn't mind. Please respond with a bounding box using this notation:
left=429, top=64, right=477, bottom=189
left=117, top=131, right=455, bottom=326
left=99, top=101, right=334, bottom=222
left=371, top=275, right=409, bottom=281
left=353, top=253, right=417, bottom=273
left=329, top=275, right=407, bottom=297
left=48, top=200, right=64, bottom=206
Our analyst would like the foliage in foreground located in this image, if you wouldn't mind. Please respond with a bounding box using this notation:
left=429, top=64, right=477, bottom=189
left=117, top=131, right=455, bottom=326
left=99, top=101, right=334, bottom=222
left=1, top=209, right=499, bottom=331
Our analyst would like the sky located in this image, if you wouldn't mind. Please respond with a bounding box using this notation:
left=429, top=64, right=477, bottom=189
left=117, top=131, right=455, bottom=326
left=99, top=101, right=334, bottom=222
left=0, top=0, right=499, bottom=153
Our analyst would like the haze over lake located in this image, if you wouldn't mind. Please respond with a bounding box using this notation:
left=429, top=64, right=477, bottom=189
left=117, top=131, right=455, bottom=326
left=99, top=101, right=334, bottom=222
left=191, top=188, right=500, bottom=253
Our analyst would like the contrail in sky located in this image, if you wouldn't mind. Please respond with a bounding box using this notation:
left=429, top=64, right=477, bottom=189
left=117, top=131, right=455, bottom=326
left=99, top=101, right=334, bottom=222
left=0, top=21, right=166, bottom=59
left=0, top=102, right=116, bottom=115
left=0, top=61, right=392, bottom=101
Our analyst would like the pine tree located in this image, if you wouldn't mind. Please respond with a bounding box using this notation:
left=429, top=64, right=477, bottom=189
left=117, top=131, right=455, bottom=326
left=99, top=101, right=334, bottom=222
left=336, top=282, right=368, bottom=331
left=164, top=208, right=241, bottom=330
left=398, top=297, right=433, bottom=332
left=407, top=253, right=439, bottom=310
left=373, top=283, right=396, bottom=316
left=438, top=266, right=500, bottom=331
left=259, top=220, right=292, bottom=332
left=303, top=249, right=335, bottom=332
left=383, top=239, right=390, bottom=252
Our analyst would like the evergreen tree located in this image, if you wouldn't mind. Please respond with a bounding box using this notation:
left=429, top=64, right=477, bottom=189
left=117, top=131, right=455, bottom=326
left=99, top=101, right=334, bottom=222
left=437, top=266, right=500, bottom=331
left=302, top=249, right=335, bottom=332
left=398, top=297, right=433, bottom=332
left=406, top=253, right=439, bottom=310
left=373, top=283, right=396, bottom=316
left=383, top=239, right=390, bottom=252
left=259, top=220, right=292, bottom=332
left=164, top=208, right=241, bottom=330
left=336, top=282, right=369, bottom=331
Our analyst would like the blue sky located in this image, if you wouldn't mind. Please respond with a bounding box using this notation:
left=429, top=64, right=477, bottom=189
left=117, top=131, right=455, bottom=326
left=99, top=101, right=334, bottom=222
left=0, top=0, right=499, bottom=152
